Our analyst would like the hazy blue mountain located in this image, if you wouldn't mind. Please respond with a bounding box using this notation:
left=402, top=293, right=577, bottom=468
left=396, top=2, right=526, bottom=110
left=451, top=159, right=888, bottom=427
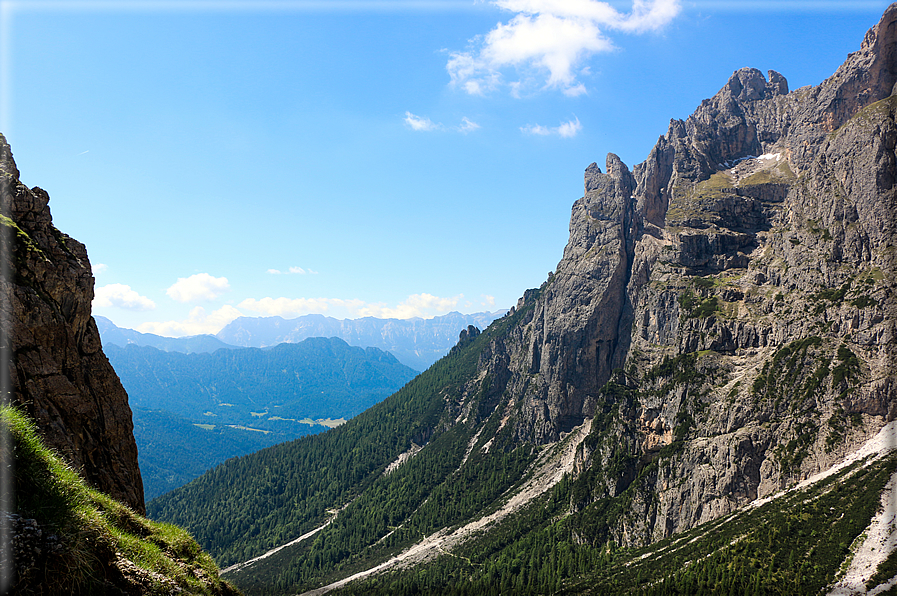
left=96, top=315, right=237, bottom=354
left=106, top=338, right=418, bottom=427
left=98, top=311, right=506, bottom=370
left=215, top=310, right=506, bottom=370
left=106, top=338, right=419, bottom=499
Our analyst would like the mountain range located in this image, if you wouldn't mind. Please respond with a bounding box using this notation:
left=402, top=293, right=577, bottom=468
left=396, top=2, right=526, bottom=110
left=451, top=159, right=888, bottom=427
left=97, top=310, right=506, bottom=371
left=148, top=6, right=897, bottom=595
left=107, top=338, right=419, bottom=500
left=95, top=315, right=236, bottom=353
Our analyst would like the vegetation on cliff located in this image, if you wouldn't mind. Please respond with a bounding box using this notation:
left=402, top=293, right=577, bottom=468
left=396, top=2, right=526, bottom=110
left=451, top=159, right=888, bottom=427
left=3, top=405, right=239, bottom=595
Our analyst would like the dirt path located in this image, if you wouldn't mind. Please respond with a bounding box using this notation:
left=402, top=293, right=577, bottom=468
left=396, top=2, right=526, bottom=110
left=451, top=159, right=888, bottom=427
left=826, top=426, right=897, bottom=596
left=222, top=519, right=331, bottom=575
left=299, top=418, right=593, bottom=595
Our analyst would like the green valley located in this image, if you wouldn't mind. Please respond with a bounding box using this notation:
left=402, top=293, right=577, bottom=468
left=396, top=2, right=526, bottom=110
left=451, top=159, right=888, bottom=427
left=108, top=338, right=419, bottom=499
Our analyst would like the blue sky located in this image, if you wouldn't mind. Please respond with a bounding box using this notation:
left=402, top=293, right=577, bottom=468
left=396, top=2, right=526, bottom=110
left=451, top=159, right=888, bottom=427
left=1, top=0, right=890, bottom=336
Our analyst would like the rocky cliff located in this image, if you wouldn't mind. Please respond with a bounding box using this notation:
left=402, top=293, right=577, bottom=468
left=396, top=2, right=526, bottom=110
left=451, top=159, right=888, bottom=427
left=460, top=1, right=897, bottom=544
left=1, top=134, right=145, bottom=514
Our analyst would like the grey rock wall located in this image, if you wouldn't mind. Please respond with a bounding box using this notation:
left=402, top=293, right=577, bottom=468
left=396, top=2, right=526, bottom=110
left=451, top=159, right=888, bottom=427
left=449, top=2, right=897, bottom=546
left=1, top=134, right=145, bottom=514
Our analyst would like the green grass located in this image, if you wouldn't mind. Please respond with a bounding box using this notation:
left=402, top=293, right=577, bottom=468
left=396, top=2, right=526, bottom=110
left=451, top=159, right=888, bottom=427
left=4, top=405, right=238, bottom=595
left=679, top=290, right=720, bottom=319
left=0, top=213, right=46, bottom=258
left=740, top=159, right=796, bottom=186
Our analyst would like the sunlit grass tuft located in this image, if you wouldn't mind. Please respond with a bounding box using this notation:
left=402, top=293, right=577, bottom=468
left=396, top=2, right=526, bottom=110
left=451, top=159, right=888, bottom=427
left=3, top=405, right=238, bottom=595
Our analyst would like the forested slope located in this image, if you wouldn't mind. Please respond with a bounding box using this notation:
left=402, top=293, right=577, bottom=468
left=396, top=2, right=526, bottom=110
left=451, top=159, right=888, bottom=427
left=108, top=337, right=418, bottom=426
left=148, top=313, right=524, bottom=570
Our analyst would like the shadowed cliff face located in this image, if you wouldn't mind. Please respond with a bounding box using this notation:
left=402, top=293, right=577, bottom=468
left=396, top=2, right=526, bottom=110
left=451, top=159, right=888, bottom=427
left=455, top=2, right=897, bottom=541
left=1, top=135, right=144, bottom=514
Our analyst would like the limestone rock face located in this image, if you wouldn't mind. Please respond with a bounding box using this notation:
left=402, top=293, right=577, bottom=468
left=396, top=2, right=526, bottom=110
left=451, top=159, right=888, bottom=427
left=448, top=3, right=897, bottom=544
left=1, top=134, right=145, bottom=514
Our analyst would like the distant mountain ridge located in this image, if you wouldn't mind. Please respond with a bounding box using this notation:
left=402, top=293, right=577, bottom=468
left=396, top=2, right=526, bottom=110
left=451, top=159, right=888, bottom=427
left=106, top=338, right=418, bottom=424
left=95, top=315, right=237, bottom=353
left=98, top=310, right=507, bottom=371
left=216, top=311, right=507, bottom=371
left=107, top=337, right=419, bottom=500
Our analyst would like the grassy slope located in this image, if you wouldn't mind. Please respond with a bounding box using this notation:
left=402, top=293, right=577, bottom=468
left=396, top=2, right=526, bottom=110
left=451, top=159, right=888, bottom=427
left=4, top=405, right=239, bottom=595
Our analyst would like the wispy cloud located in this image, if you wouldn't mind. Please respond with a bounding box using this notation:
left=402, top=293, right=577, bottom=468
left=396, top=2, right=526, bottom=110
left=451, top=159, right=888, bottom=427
left=405, top=111, right=440, bottom=131
left=93, top=283, right=156, bottom=311
left=238, top=293, right=462, bottom=319
left=137, top=305, right=243, bottom=337
left=447, top=0, right=680, bottom=96
left=521, top=116, right=582, bottom=137
left=459, top=117, right=481, bottom=133
left=405, top=111, right=481, bottom=133
left=238, top=297, right=366, bottom=317
left=267, top=266, right=318, bottom=275
left=357, top=293, right=461, bottom=319
left=166, top=273, right=230, bottom=303
left=92, top=263, right=108, bottom=275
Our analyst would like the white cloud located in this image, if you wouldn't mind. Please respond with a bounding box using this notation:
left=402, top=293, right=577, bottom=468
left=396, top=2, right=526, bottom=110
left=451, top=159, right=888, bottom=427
left=563, top=82, right=587, bottom=97
left=447, top=0, right=680, bottom=96
left=521, top=117, right=582, bottom=137
left=92, top=263, right=108, bottom=275
left=238, top=293, right=462, bottom=320
left=166, top=273, right=230, bottom=303
left=459, top=117, right=481, bottom=133
left=521, top=123, right=551, bottom=136
left=136, top=305, right=243, bottom=337
left=93, top=283, right=156, bottom=311
left=481, top=294, right=496, bottom=307
left=267, top=266, right=318, bottom=275
left=405, top=111, right=482, bottom=134
left=405, top=111, right=440, bottom=131
left=557, top=117, right=583, bottom=137
left=356, top=293, right=462, bottom=319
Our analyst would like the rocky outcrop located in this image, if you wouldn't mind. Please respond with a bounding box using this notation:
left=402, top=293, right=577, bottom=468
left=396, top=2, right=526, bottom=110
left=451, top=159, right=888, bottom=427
left=448, top=2, right=897, bottom=546
left=1, top=133, right=144, bottom=514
